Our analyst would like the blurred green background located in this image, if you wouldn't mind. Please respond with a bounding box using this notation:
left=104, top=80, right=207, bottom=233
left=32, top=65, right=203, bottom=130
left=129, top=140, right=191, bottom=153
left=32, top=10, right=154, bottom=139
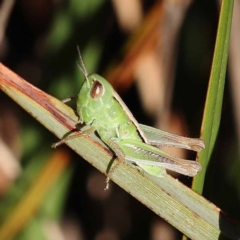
left=0, top=0, right=239, bottom=239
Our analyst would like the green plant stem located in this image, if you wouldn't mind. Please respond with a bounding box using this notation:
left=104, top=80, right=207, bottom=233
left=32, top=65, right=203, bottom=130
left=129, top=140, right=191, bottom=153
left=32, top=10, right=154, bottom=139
left=193, top=0, right=234, bottom=193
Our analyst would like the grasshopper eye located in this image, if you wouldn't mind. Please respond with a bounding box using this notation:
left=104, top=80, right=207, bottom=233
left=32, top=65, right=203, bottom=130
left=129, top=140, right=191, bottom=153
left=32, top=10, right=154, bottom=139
left=90, top=80, right=104, bottom=99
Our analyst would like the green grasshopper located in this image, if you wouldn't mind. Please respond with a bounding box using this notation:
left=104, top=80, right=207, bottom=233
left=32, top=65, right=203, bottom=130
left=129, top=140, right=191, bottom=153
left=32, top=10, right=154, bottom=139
left=53, top=48, right=205, bottom=189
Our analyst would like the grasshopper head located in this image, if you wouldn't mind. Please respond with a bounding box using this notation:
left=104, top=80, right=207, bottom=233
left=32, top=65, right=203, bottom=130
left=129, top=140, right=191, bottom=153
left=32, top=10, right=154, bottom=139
left=77, top=70, right=114, bottom=124
left=75, top=47, right=114, bottom=125
left=78, top=74, right=113, bottom=104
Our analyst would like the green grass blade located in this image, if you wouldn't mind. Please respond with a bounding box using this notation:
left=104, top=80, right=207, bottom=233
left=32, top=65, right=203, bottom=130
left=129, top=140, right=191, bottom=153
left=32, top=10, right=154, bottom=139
left=0, top=61, right=240, bottom=238
left=192, top=0, right=234, bottom=194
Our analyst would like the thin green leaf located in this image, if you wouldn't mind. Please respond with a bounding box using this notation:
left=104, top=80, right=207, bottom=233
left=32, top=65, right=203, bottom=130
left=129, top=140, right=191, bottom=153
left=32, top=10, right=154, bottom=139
left=193, top=0, right=234, bottom=193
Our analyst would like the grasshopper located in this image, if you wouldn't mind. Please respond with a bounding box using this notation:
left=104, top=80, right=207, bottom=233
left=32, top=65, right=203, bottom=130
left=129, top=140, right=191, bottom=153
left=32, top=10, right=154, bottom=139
left=53, top=48, right=205, bottom=189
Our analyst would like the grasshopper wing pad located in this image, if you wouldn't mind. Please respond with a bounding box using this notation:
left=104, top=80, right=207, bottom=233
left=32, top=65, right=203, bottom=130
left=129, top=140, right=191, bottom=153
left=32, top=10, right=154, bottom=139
left=140, top=124, right=205, bottom=152
left=119, top=139, right=202, bottom=177
left=112, top=91, right=149, bottom=144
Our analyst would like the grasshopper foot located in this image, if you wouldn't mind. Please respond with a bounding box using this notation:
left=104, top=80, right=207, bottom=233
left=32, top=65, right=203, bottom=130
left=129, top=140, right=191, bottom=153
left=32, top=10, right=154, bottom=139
left=51, top=141, right=64, bottom=148
left=103, top=176, right=110, bottom=191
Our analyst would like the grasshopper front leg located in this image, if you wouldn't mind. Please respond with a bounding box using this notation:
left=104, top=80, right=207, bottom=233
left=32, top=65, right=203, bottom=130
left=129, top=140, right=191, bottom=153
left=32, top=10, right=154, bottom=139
left=52, top=129, right=124, bottom=190
left=62, top=97, right=77, bottom=103
left=52, top=127, right=95, bottom=148
left=101, top=137, right=126, bottom=190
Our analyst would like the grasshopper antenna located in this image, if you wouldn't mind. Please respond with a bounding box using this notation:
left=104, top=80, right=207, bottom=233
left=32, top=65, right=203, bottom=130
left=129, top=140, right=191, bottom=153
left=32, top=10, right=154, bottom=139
left=77, top=46, right=90, bottom=88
